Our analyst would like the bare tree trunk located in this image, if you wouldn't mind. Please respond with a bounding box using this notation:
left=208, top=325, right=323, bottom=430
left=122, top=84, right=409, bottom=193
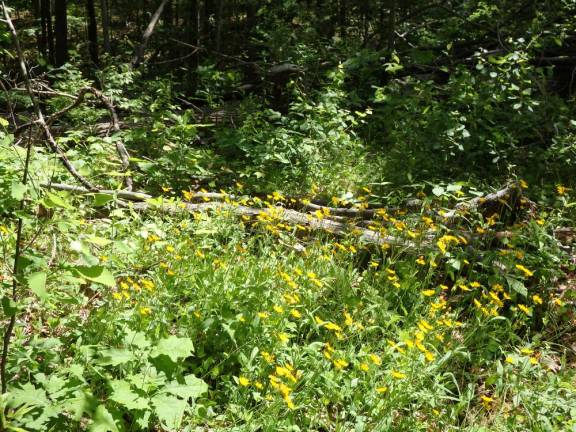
left=388, top=0, right=397, bottom=51
left=187, top=0, right=200, bottom=89
left=215, top=0, right=224, bottom=52
left=86, top=0, right=99, bottom=65
left=100, top=0, right=111, bottom=53
left=131, top=0, right=170, bottom=68
left=40, top=0, right=54, bottom=63
left=54, top=0, right=68, bottom=66
left=339, top=0, right=347, bottom=37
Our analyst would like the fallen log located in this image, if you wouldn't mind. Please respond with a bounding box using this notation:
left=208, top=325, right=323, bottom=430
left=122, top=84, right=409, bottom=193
left=41, top=182, right=415, bottom=247
left=441, top=182, right=523, bottom=220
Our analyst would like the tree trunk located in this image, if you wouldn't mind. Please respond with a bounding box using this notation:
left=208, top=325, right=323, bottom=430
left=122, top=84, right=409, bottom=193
left=100, top=0, right=111, bottom=53
left=187, top=0, right=200, bottom=90
left=54, top=0, right=68, bottom=66
left=165, top=0, right=173, bottom=26
left=387, top=0, right=397, bottom=51
left=215, top=0, right=224, bottom=52
left=40, top=0, right=54, bottom=63
left=338, top=0, right=347, bottom=37
left=86, top=0, right=99, bottom=65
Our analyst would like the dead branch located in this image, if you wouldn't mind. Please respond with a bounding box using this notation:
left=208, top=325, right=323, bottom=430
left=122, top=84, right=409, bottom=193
left=14, top=86, right=133, bottom=190
left=131, top=0, right=170, bottom=68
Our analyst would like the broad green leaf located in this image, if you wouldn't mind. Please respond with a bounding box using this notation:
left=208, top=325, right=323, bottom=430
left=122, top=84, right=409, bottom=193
left=88, top=405, right=119, bottom=432
left=432, top=186, right=445, bottom=196
left=93, top=193, right=114, bottom=207
left=0, top=117, right=8, bottom=127
left=151, top=394, right=186, bottom=431
left=11, top=181, right=27, bottom=200
left=85, top=236, right=112, bottom=246
left=151, top=336, right=194, bottom=362
left=109, top=380, right=150, bottom=411
left=44, top=191, right=74, bottom=210
left=163, top=375, right=208, bottom=400
left=99, top=348, right=136, bottom=366
left=8, top=383, right=49, bottom=407
left=28, top=272, right=48, bottom=301
left=73, top=266, right=115, bottom=287
left=506, top=277, right=527, bottom=297
left=1, top=297, right=19, bottom=317
left=447, top=184, right=462, bottom=192
left=124, top=330, right=151, bottom=350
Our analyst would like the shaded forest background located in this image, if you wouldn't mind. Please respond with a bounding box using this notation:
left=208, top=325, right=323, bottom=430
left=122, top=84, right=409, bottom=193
left=1, top=1, right=576, bottom=431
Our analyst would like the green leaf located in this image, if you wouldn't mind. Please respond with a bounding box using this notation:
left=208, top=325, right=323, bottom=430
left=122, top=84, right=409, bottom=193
left=432, top=186, right=445, bottom=196
left=506, top=277, right=527, bottom=297
left=93, top=193, right=114, bottom=207
left=151, top=394, right=186, bottom=431
left=109, top=380, right=150, bottom=411
left=73, top=266, right=115, bottom=287
left=11, top=180, right=27, bottom=200
left=447, top=184, right=462, bottom=192
left=0, top=117, right=8, bottom=128
left=124, top=330, right=151, bottom=350
left=151, top=336, right=194, bottom=363
left=28, top=272, right=48, bottom=301
left=8, top=383, right=49, bottom=407
left=88, top=405, right=119, bottom=432
left=85, top=236, right=112, bottom=246
left=1, top=297, right=19, bottom=317
left=99, top=348, right=136, bottom=366
left=163, top=375, right=208, bottom=400
left=43, top=191, right=74, bottom=210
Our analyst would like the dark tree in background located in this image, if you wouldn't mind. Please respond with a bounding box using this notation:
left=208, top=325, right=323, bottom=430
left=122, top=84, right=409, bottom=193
left=53, top=0, right=67, bottom=66
left=86, top=0, right=99, bottom=65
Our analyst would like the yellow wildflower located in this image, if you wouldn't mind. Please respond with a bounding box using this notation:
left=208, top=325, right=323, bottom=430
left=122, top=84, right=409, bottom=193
left=515, top=264, right=534, bottom=277
left=283, top=394, right=296, bottom=409
left=556, top=184, right=568, bottom=195
left=481, top=395, right=494, bottom=407
left=532, top=294, right=543, bottom=305
left=369, top=353, right=382, bottom=366
left=238, top=376, right=250, bottom=387
left=139, top=306, right=152, bottom=316
left=517, top=304, right=531, bottom=315
left=261, top=351, right=275, bottom=364
left=416, top=256, right=426, bottom=265
left=333, top=359, right=349, bottom=369
left=391, top=370, right=406, bottom=379
left=290, top=309, right=302, bottom=319
left=324, top=322, right=343, bottom=332
left=376, top=386, right=388, bottom=394
left=344, top=312, right=354, bottom=326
